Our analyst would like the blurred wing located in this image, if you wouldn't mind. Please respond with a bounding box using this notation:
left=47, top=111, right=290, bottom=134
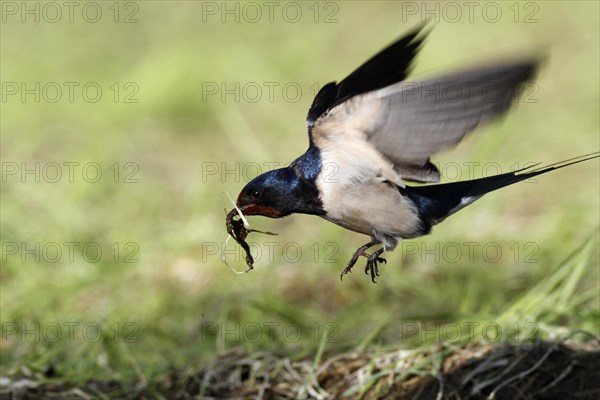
left=308, top=29, right=538, bottom=183
left=367, top=62, right=537, bottom=167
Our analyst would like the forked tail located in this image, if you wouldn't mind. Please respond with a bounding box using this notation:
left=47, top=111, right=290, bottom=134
left=401, top=152, right=599, bottom=228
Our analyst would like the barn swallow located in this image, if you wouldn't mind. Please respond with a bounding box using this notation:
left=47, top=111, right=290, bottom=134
left=233, top=25, right=599, bottom=282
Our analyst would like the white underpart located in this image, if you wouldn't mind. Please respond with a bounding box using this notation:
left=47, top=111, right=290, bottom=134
left=312, top=123, right=423, bottom=243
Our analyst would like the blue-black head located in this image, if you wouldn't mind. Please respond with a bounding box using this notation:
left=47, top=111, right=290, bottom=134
left=236, top=167, right=323, bottom=218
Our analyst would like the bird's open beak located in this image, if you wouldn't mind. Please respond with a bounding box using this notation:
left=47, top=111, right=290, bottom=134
left=237, top=203, right=281, bottom=218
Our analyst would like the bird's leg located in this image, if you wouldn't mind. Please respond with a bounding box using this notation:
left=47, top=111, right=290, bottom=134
left=365, top=248, right=387, bottom=283
left=340, top=240, right=378, bottom=281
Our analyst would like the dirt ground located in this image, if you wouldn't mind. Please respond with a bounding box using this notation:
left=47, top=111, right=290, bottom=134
left=2, top=340, right=599, bottom=399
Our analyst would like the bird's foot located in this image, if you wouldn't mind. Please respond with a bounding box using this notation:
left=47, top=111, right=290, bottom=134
left=340, top=241, right=378, bottom=281
left=340, top=250, right=366, bottom=280
left=364, top=252, right=386, bottom=283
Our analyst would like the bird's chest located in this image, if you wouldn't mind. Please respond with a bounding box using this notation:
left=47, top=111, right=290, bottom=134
left=315, top=155, right=422, bottom=239
left=311, top=128, right=423, bottom=240
left=319, top=179, right=390, bottom=235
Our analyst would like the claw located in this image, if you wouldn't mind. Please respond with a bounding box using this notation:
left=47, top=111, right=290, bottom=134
left=368, top=260, right=378, bottom=283
left=340, top=268, right=350, bottom=281
left=364, top=252, right=387, bottom=284
left=339, top=240, right=378, bottom=281
left=339, top=241, right=387, bottom=282
left=340, top=267, right=351, bottom=281
left=340, top=255, right=359, bottom=281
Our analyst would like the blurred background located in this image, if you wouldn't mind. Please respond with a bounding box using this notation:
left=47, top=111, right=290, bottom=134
left=1, top=0, right=599, bottom=384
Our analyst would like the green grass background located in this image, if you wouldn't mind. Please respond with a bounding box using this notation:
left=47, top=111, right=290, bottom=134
left=1, top=0, right=599, bottom=385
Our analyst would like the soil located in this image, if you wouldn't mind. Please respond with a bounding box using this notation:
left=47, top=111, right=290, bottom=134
left=2, top=340, right=599, bottom=399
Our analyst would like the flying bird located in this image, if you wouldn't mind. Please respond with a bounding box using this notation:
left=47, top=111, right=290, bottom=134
left=233, top=25, right=599, bottom=282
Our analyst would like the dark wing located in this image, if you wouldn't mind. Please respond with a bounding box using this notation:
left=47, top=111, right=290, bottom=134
left=307, top=27, right=538, bottom=183
left=306, top=24, right=428, bottom=133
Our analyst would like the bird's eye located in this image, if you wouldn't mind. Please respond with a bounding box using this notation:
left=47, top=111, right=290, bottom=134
left=250, top=190, right=262, bottom=199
